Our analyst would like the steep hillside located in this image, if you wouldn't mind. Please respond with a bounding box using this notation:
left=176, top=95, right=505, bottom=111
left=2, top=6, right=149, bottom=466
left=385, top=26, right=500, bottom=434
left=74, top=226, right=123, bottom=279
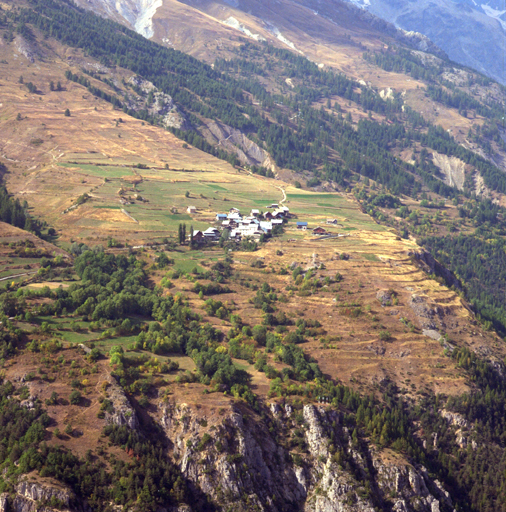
left=0, top=212, right=505, bottom=512
left=66, top=0, right=506, bottom=176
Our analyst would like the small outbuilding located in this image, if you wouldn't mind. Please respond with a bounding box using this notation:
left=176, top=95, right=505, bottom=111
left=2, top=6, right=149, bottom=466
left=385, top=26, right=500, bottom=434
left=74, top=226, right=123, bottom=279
left=187, top=206, right=197, bottom=214
left=297, top=222, right=308, bottom=230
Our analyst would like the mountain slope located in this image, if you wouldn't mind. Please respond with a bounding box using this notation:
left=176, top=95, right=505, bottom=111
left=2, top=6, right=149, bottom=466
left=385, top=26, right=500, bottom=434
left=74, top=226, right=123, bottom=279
left=74, top=0, right=506, bottom=84
left=0, top=2, right=506, bottom=512
left=343, top=0, right=506, bottom=84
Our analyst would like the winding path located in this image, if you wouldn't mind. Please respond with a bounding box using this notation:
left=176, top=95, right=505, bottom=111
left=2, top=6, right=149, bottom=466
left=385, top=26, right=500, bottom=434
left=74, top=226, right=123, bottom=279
left=276, top=185, right=287, bottom=205
left=0, top=271, right=37, bottom=282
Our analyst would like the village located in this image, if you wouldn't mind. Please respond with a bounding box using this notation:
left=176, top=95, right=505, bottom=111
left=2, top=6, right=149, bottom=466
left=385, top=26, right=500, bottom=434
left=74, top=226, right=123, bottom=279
left=186, top=203, right=340, bottom=244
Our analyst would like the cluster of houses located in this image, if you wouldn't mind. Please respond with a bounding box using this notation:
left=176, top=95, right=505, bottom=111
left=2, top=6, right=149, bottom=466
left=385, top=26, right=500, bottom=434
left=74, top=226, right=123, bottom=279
left=186, top=204, right=343, bottom=244
left=189, top=204, right=290, bottom=243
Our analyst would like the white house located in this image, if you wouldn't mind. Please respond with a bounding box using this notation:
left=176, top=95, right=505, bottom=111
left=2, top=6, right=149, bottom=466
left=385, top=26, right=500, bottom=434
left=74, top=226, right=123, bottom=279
left=259, top=221, right=272, bottom=233
left=228, top=212, right=242, bottom=221
left=187, top=206, right=197, bottom=214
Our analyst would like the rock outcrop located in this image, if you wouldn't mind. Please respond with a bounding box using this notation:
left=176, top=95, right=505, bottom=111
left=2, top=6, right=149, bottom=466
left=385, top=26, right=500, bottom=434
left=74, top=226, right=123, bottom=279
left=198, top=120, right=274, bottom=170
left=159, top=401, right=453, bottom=511
left=126, top=76, right=191, bottom=130
left=409, top=250, right=461, bottom=291
left=0, top=480, right=75, bottom=512
left=103, top=375, right=139, bottom=430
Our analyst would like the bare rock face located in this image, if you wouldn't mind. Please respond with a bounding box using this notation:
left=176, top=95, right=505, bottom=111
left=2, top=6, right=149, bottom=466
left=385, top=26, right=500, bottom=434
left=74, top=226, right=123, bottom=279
left=161, top=402, right=305, bottom=510
left=377, top=289, right=394, bottom=306
left=126, top=76, right=191, bottom=130
left=14, top=36, right=40, bottom=63
left=103, top=375, right=139, bottom=430
left=431, top=153, right=466, bottom=191
left=1, top=480, right=75, bottom=512
left=159, top=401, right=454, bottom=511
left=440, top=410, right=469, bottom=429
left=409, top=250, right=461, bottom=291
left=198, top=120, right=273, bottom=170
left=0, top=494, right=9, bottom=512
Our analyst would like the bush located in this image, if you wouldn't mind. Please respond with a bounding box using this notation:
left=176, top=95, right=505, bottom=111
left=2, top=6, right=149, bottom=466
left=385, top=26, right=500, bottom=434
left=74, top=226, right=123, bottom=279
left=378, top=330, right=392, bottom=341
left=69, top=390, right=82, bottom=405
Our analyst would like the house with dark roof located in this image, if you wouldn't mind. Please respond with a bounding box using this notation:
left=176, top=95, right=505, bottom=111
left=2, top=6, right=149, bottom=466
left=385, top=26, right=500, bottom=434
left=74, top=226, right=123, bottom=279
left=190, top=230, right=205, bottom=243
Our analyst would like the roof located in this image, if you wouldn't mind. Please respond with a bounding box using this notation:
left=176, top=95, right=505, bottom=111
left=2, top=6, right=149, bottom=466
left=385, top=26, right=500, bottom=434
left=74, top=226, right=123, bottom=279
left=216, top=213, right=228, bottom=218
left=297, top=222, right=308, bottom=226
left=203, top=227, right=220, bottom=235
left=251, top=209, right=260, bottom=214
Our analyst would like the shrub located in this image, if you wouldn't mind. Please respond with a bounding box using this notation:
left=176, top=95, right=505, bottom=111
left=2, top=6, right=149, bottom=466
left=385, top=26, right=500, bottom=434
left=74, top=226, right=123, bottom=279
left=69, top=390, right=82, bottom=405
left=378, top=330, right=392, bottom=341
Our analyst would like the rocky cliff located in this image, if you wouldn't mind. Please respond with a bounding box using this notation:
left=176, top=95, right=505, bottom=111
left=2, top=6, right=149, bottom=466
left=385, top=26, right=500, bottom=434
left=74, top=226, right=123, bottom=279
left=0, top=480, right=75, bottom=512
left=158, top=401, right=455, bottom=511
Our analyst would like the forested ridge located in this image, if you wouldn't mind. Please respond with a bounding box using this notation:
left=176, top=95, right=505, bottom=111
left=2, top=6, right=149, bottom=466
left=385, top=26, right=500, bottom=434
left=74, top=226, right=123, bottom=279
left=2, top=0, right=505, bottom=196
left=423, top=234, right=506, bottom=333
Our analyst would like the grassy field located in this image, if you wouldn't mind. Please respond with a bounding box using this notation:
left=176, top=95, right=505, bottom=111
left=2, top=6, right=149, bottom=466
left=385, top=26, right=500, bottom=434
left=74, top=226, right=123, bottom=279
left=0, top=36, right=391, bottom=247
left=50, top=163, right=386, bottom=245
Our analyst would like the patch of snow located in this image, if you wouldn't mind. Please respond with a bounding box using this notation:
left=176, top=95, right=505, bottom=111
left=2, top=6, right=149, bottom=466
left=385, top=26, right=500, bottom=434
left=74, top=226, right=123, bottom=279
left=346, top=0, right=368, bottom=8
left=265, top=24, right=303, bottom=54
left=136, top=0, right=162, bottom=38
left=379, top=87, right=394, bottom=100
left=481, top=4, right=506, bottom=30
left=97, top=0, right=162, bottom=38
left=223, top=17, right=265, bottom=41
